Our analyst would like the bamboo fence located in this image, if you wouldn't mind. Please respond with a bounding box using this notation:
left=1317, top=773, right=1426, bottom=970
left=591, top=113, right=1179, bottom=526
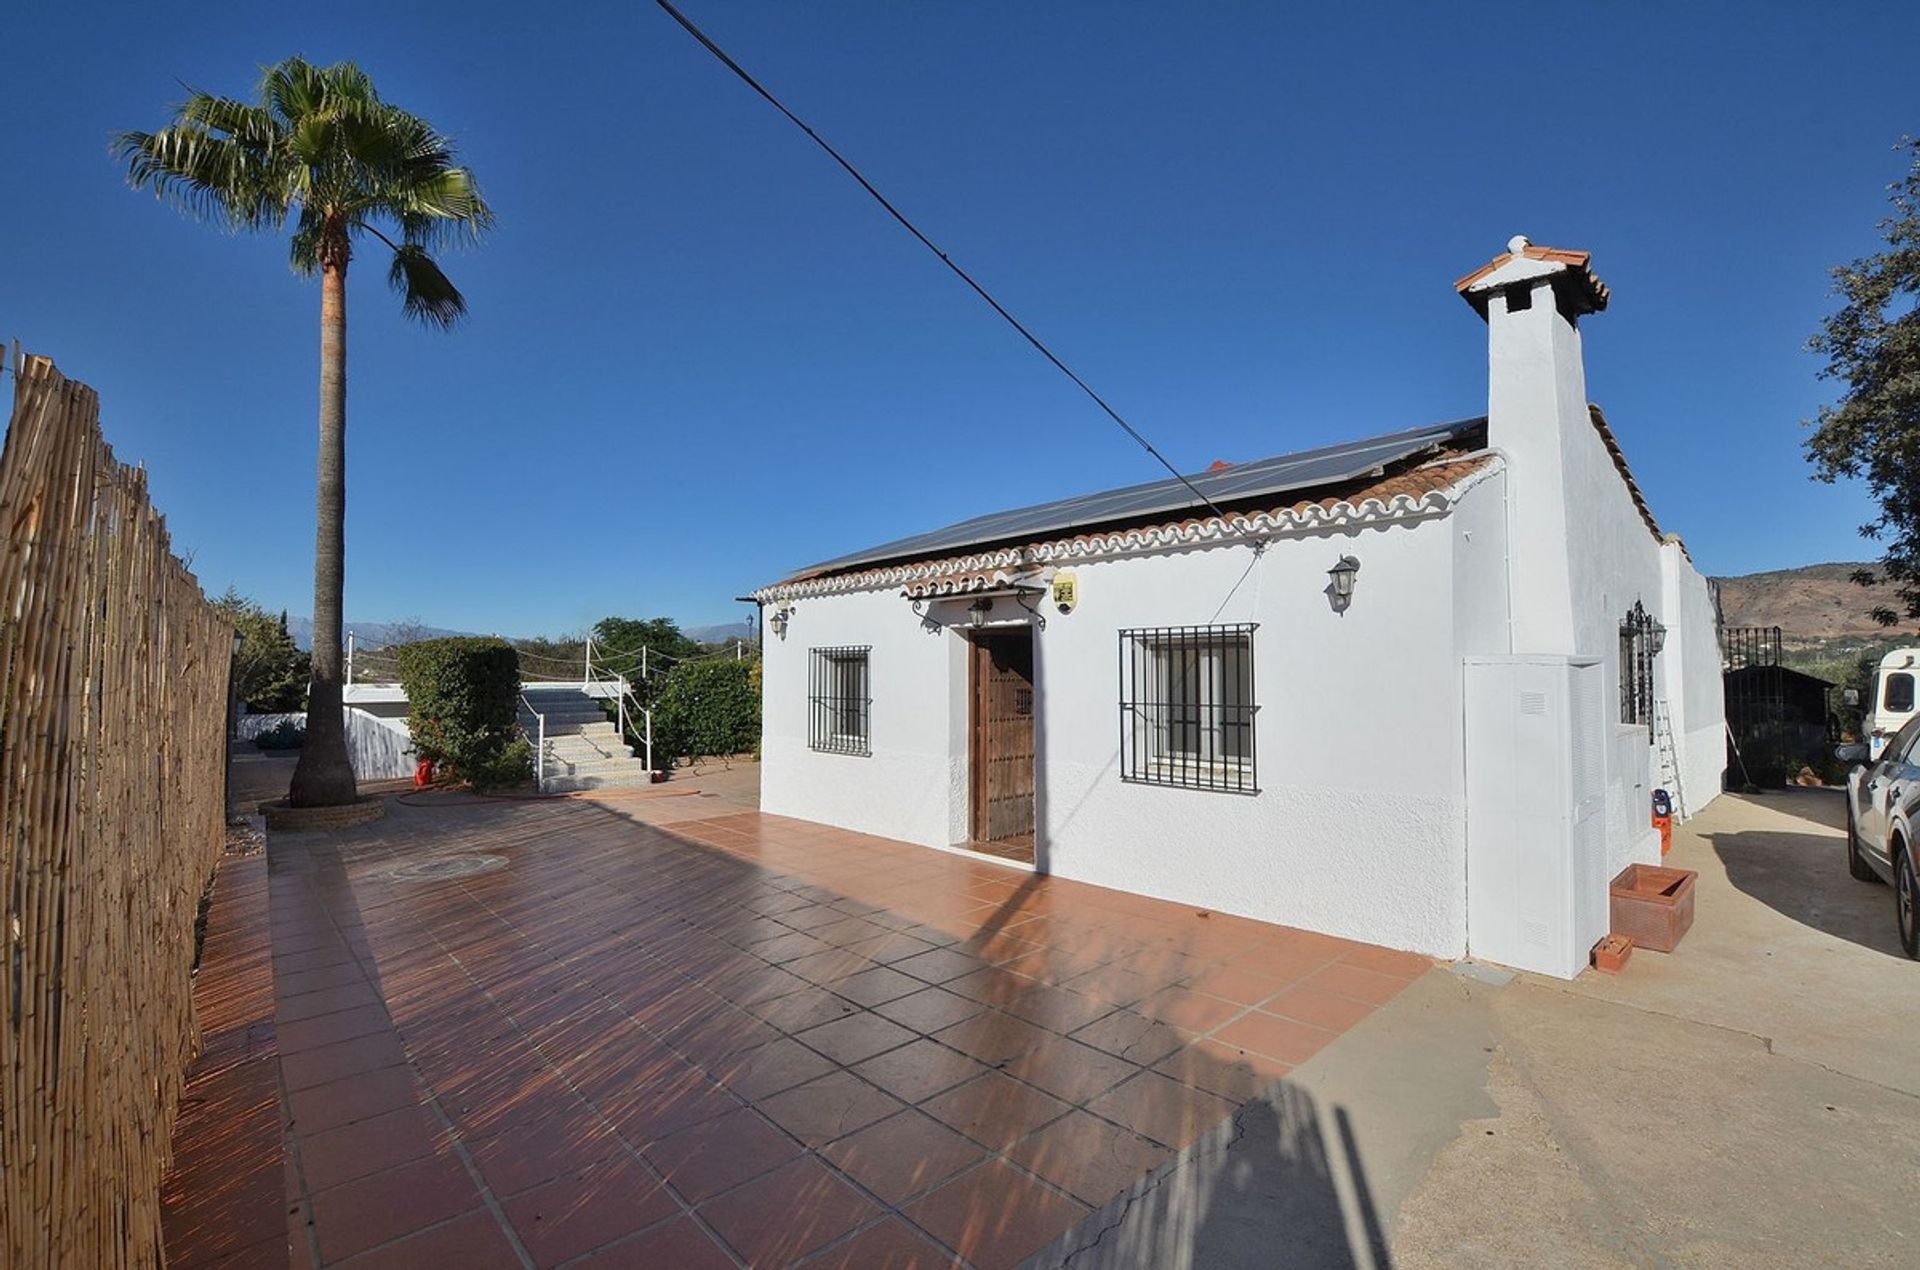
left=0, top=353, right=232, bottom=1267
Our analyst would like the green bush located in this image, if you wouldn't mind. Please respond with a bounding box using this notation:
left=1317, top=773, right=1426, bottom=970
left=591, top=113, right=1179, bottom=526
left=466, top=735, right=534, bottom=792
left=395, top=638, right=524, bottom=787
left=253, top=718, right=306, bottom=750
left=651, top=659, right=760, bottom=766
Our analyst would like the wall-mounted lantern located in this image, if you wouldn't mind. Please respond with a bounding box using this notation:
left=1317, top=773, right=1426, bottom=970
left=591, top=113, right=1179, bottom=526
left=1327, top=555, right=1361, bottom=614
left=768, top=605, right=794, bottom=639
left=967, top=598, right=993, bottom=628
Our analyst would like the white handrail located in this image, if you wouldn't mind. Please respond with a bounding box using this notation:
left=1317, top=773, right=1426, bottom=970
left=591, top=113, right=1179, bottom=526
left=518, top=692, right=547, bottom=792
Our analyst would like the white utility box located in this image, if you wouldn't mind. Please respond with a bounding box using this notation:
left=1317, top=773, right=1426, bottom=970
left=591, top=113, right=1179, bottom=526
left=1464, top=655, right=1608, bottom=979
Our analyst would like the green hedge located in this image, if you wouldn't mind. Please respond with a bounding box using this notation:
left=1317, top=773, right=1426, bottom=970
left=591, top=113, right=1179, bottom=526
left=395, top=638, right=530, bottom=790
left=652, top=659, right=760, bottom=766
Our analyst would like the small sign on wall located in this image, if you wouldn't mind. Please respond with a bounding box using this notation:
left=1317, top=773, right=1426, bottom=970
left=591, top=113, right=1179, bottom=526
left=1051, top=569, right=1078, bottom=614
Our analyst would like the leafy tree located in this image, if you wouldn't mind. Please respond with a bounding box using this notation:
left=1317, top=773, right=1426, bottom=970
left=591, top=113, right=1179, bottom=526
left=591, top=616, right=700, bottom=667
left=1807, top=138, right=1920, bottom=626
left=115, top=58, right=491, bottom=807
left=212, top=587, right=311, bottom=711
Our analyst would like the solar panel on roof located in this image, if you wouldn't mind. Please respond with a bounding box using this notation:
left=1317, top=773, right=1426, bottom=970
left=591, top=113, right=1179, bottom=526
left=788, top=417, right=1484, bottom=580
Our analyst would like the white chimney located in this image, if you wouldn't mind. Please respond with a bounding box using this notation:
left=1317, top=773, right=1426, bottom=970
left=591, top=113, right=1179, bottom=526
left=1456, top=236, right=1610, bottom=653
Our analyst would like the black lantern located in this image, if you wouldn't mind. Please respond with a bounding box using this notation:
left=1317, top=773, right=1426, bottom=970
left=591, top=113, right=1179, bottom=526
left=1327, top=556, right=1360, bottom=613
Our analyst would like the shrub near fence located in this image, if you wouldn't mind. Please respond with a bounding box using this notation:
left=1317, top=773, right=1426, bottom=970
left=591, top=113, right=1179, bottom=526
left=0, top=356, right=232, bottom=1267
left=395, top=637, right=531, bottom=789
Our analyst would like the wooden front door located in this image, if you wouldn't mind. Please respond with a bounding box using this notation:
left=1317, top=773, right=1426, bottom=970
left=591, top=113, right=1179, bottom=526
left=970, top=628, right=1036, bottom=846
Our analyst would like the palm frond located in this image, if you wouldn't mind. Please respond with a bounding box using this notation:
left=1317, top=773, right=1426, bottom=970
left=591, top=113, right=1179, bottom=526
left=112, top=123, right=288, bottom=229
left=385, top=243, right=467, bottom=329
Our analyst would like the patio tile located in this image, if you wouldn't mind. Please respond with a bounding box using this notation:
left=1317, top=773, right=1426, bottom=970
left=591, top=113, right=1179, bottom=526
left=892, top=947, right=991, bottom=985
left=331, top=1208, right=521, bottom=1270
left=1087, top=1071, right=1238, bottom=1150
left=1001, top=983, right=1114, bottom=1035
left=903, top=1159, right=1089, bottom=1270
left=854, top=1039, right=991, bottom=1104
left=1128, top=986, right=1244, bottom=1035
left=1004, top=1109, right=1172, bottom=1205
left=1263, top=985, right=1378, bottom=1032
left=946, top=967, right=1038, bottom=1007
left=570, top=1215, right=736, bottom=1269
left=819, top=1110, right=987, bottom=1207
left=307, top=1151, right=482, bottom=1265
left=297, top=1104, right=446, bottom=1192
left=757, top=1070, right=906, bottom=1148
left=1338, top=944, right=1433, bottom=979
left=744, top=983, right=861, bottom=1033
left=709, top=1035, right=839, bottom=1101
left=1177, top=963, right=1287, bottom=1007
left=642, top=1106, right=806, bottom=1202
left=276, top=1003, right=390, bottom=1052
left=932, top=1010, right=1050, bottom=1066
left=1000, top=1038, right=1139, bottom=1106
left=1301, top=960, right=1415, bottom=1006
left=798, top=1216, right=959, bottom=1269
left=831, top=965, right=926, bottom=1007
left=1153, top=1036, right=1292, bottom=1101
left=279, top=1029, right=408, bottom=1093
left=921, top=1072, right=1072, bottom=1150
left=463, top=1103, right=628, bottom=1198
left=1061, top=963, right=1161, bottom=1007
left=498, top=1156, right=677, bottom=1267
left=284, top=1065, right=422, bottom=1137
left=871, top=988, right=986, bottom=1035
left=1070, top=1008, right=1190, bottom=1065
left=699, top=1156, right=884, bottom=1267
left=1212, top=1009, right=1341, bottom=1066
left=795, top=1011, right=918, bottom=1066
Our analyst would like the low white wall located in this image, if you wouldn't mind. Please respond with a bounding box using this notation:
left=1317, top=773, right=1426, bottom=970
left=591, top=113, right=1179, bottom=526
left=236, top=712, right=304, bottom=741
left=237, top=709, right=414, bottom=781
left=759, top=586, right=969, bottom=849
left=346, top=707, right=416, bottom=781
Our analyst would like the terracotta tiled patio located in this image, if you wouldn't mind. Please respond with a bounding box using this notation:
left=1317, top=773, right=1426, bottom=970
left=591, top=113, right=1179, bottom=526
left=189, top=779, right=1428, bottom=1268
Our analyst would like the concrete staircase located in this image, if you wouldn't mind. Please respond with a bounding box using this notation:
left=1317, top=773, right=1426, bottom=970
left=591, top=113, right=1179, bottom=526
left=518, top=688, right=654, bottom=792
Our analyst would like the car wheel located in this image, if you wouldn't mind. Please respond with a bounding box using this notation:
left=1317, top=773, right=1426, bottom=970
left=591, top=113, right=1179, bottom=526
left=1848, top=803, right=1880, bottom=882
left=1899, top=850, right=1920, bottom=961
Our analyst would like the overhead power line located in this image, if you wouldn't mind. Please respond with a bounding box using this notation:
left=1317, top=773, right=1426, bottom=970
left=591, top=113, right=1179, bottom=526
left=655, top=0, right=1232, bottom=525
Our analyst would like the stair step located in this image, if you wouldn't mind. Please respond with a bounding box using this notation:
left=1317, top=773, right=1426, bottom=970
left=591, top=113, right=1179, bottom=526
left=542, top=770, right=659, bottom=793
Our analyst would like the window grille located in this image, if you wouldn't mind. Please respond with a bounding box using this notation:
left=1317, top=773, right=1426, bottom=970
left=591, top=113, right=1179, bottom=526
left=808, top=647, right=871, bottom=755
left=1118, top=624, right=1258, bottom=793
left=1619, top=601, right=1662, bottom=730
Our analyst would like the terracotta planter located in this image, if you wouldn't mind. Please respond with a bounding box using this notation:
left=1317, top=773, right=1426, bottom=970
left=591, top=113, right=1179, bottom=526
left=1609, top=864, right=1696, bottom=953
left=1591, top=933, right=1633, bottom=975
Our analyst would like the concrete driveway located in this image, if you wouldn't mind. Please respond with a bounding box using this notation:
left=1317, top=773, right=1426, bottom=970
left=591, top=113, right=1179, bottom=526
left=1045, top=789, right=1920, bottom=1268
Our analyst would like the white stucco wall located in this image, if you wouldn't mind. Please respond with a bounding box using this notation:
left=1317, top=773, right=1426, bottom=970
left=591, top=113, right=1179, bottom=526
left=761, top=507, right=1475, bottom=959
left=759, top=586, right=970, bottom=849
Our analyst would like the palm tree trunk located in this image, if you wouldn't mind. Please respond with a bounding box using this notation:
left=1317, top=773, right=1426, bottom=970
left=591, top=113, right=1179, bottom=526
left=289, top=254, right=359, bottom=806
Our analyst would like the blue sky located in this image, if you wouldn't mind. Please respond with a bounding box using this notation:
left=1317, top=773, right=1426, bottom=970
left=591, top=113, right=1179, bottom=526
left=2, top=2, right=1915, bottom=636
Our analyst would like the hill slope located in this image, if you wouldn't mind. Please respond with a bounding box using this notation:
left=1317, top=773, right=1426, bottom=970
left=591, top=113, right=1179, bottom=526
left=1712, top=562, right=1895, bottom=644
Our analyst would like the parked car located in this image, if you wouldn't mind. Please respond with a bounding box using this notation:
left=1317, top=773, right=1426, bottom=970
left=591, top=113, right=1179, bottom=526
left=1842, top=719, right=1920, bottom=958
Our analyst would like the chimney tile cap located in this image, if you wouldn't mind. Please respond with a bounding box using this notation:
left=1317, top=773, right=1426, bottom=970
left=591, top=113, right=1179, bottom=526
left=1454, top=237, right=1610, bottom=317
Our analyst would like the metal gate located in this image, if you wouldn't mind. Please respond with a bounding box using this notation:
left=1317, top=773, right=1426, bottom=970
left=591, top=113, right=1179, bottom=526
left=1720, top=625, right=1788, bottom=786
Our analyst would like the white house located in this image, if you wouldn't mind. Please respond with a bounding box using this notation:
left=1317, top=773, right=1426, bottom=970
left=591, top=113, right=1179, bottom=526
left=749, top=237, right=1724, bottom=975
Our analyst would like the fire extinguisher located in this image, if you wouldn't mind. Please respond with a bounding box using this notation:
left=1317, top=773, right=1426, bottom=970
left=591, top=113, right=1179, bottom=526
left=1651, top=789, right=1673, bottom=857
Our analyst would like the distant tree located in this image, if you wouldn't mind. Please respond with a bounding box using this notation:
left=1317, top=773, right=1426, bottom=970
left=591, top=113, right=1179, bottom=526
left=1806, top=138, right=1920, bottom=627
left=592, top=616, right=700, bottom=671
left=213, top=587, right=311, bottom=711
left=115, top=58, right=491, bottom=807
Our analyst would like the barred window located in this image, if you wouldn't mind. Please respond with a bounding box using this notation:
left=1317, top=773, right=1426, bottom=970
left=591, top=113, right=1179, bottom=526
left=808, top=647, right=871, bottom=755
left=1119, top=624, right=1258, bottom=793
left=1619, top=601, right=1662, bottom=728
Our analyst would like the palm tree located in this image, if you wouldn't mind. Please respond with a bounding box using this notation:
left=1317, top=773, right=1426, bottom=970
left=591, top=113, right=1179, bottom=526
left=116, top=58, right=491, bottom=806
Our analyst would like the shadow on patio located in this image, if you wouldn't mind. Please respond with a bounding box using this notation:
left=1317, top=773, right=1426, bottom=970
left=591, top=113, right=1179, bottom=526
left=224, top=780, right=1424, bottom=1268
